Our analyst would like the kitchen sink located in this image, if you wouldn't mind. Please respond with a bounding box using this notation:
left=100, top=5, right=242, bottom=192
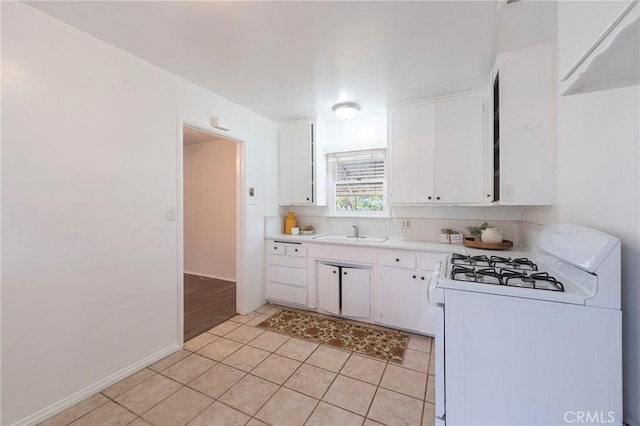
left=313, top=235, right=388, bottom=244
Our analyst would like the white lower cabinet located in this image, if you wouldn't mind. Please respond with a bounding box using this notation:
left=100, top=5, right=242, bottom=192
left=317, top=263, right=370, bottom=318
left=265, top=239, right=445, bottom=335
left=266, top=241, right=308, bottom=306
left=342, top=267, right=371, bottom=318
left=379, top=267, right=424, bottom=331
left=317, top=264, right=340, bottom=314
left=377, top=255, right=441, bottom=335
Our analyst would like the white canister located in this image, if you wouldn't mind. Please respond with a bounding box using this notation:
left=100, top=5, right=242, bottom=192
left=481, top=227, right=503, bottom=243
left=291, top=227, right=300, bottom=235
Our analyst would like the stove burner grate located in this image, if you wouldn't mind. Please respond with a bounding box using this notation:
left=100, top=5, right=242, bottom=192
left=451, top=265, right=503, bottom=285
left=451, top=253, right=491, bottom=267
left=449, top=262, right=565, bottom=292
left=502, top=270, right=565, bottom=292
left=489, top=256, right=538, bottom=271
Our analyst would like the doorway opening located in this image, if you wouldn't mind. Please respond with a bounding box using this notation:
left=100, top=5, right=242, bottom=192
left=180, top=124, right=243, bottom=342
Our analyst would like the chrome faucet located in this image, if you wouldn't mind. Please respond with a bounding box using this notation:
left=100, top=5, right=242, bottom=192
left=352, top=223, right=359, bottom=238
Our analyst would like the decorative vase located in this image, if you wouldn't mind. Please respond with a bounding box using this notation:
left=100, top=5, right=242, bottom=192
left=481, top=227, right=503, bottom=243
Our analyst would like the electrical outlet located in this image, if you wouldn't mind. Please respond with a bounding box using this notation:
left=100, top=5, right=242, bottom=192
left=401, top=219, right=411, bottom=229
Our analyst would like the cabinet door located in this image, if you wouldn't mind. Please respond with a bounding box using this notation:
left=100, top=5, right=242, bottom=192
left=378, top=267, right=422, bottom=330
left=433, top=96, right=485, bottom=204
left=342, top=267, right=370, bottom=318
left=499, top=45, right=554, bottom=205
left=389, top=103, right=435, bottom=204
left=317, top=263, right=340, bottom=315
left=279, top=120, right=313, bottom=205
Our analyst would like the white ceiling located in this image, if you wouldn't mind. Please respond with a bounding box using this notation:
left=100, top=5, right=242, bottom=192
left=26, top=1, right=557, bottom=124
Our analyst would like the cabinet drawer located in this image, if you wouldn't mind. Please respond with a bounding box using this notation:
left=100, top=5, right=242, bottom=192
left=267, top=265, right=307, bottom=288
left=267, top=253, right=307, bottom=269
left=379, top=254, right=417, bottom=269
left=287, top=245, right=307, bottom=257
left=420, top=258, right=441, bottom=271
left=267, top=242, right=286, bottom=255
left=266, top=282, right=307, bottom=306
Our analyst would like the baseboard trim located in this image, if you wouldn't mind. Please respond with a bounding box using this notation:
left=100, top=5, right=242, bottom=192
left=12, top=343, right=182, bottom=426
left=184, top=270, right=236, bottom=283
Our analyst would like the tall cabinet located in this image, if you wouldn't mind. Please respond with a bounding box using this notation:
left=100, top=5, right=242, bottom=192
left=388, top=91, right=488, bottom=205
left=492, top=44, right=556, bottom=205
left=278, top=118, right=326, bottom=206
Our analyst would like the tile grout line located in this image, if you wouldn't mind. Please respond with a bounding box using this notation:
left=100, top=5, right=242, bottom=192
left=57, top=304, right=432, bottom=426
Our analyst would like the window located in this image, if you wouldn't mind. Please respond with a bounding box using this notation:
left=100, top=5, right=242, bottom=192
left=327, top=149, right=389, bottom=217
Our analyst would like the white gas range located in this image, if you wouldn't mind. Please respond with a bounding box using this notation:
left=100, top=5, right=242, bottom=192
left=432, top=224, right=623, bottom=425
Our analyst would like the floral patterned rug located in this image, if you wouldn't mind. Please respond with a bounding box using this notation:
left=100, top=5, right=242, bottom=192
left=257, top=309, right=409, bottom=363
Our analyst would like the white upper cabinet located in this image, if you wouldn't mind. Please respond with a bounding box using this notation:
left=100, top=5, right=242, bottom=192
left=494, top=44, right=555, bottom=205
left=559, top=0, right=639, bottom=96
left=278, top=118, right=327, bottom=206
left=388, top=91, right=487, bottom=205
left=433, top=96, right=486, bottom=204
left=388, top=103, right=435, bottom=204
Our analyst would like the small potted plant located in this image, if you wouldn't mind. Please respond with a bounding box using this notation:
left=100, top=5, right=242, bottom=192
left=440, top=228, right=463, bottom=244
left=466, top=222, right=489, bottom=241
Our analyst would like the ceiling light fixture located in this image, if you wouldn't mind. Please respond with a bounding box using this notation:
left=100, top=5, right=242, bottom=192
left=332, top=102, right=361, bottom=120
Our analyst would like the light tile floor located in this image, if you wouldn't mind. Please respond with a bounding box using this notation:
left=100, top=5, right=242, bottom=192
left=39, top=304, right=436, bottom=426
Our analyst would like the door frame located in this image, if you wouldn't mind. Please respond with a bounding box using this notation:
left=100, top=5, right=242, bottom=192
left=176, top=117, right=246, bottom=344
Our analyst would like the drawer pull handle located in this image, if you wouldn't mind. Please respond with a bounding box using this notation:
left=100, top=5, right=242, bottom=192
left=412, top=275, right=417, bottom=279
left=274, top=247, right=277, bottom=250
left=421, top=276, right=425, bottom=280
left=395, top=258, right=400, bottom=262
left=294, top=249, right=298, bottom=252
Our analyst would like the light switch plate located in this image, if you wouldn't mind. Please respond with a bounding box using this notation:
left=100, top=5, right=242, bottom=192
left=166, top=206, right=176, bottom=221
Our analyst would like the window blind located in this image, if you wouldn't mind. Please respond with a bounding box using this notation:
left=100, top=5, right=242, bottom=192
left=329, top=150, right=385, bottom=196
left=328, top=149, right=386, bottom=212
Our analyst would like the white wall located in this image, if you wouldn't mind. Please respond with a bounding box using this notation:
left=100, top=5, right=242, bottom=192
left=324, top=115, right=387, bottom=151
left=184, top=140, right=237, bottom=280
left=1, top=3, right=278, bottom=425
left=522, top=86, right=640, bottom=425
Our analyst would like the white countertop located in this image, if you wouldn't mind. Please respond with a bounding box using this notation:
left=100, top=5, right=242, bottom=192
left=266, top=233, right=532, bottom=258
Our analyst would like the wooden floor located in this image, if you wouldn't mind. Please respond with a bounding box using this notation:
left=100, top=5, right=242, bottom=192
left=184, top=273, right=236, bottom=341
